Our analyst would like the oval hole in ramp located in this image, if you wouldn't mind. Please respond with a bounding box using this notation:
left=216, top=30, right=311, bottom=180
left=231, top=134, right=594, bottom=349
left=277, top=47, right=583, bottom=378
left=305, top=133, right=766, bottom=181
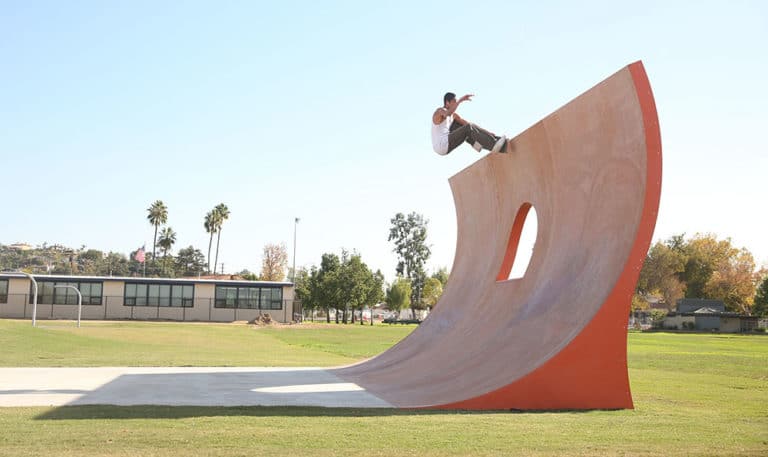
left=496, top=203, right=537, bottom=281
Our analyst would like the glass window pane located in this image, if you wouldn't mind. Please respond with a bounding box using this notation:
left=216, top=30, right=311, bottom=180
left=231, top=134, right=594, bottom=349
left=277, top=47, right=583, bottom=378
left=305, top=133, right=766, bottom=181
left=90, top=283, right=102, bottom=304
left=159, top=285, right=171, bottom=306
left=183, top=285, right=193, bottom=298
left=170, top=285, right=182, bottom=307
left=135, top=284, right=147, bottom=306
left=226, top=287, right=237, bottom=308
left=125, top=283, right=136, bottom=297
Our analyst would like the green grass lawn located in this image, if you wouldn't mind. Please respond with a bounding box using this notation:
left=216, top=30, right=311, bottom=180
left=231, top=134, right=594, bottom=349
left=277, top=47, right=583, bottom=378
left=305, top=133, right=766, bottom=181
left=0, top=319, right=766, bottom=456
left=0, top=320, right=413, bottom=367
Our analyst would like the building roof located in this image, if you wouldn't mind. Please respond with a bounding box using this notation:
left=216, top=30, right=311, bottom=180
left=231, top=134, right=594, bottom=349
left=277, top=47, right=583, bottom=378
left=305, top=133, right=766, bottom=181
left=0, top=272, right=293, bottom=287
left=677, top=298, right=725, bottom=313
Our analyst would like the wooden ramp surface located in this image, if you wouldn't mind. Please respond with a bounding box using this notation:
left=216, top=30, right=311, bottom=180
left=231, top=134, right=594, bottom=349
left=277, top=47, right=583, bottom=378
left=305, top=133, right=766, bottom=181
left=336, top=61, right=662, bottom=410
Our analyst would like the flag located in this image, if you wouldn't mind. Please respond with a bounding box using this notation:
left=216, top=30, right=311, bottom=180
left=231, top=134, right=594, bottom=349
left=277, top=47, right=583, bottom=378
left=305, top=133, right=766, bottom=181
left=134, top=245, right=146, bottom=263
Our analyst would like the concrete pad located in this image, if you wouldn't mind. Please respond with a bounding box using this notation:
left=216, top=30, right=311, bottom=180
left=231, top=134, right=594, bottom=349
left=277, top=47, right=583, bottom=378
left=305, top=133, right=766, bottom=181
left=0, top=367, right=393, bottom=408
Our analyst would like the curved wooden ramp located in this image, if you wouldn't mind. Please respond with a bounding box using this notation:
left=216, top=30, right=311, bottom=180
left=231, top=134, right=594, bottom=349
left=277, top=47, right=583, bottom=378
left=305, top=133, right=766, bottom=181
left=336, top=61, right=662, bottom=410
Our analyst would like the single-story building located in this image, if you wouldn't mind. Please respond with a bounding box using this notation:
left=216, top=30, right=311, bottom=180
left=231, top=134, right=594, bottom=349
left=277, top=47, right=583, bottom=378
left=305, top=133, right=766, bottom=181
left=662, top=298, right=759, bottom=333
left=0, top=273, right=297, bottom=323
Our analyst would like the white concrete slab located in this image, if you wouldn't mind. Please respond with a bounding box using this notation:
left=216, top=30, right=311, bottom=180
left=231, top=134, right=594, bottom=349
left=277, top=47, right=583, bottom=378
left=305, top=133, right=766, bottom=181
left=0, top=367, right=393, bottom=408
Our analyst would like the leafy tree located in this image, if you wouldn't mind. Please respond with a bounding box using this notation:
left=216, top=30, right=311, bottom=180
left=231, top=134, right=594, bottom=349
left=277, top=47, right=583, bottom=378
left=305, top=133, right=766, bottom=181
left=681, top=234, right=738, bottom=299
left=703, top=248, right=760, bottom=314
left=146, top=200, right=168, bottom=265
left=422, top=276, right=443, bottom=308
left=386, top=277, right=411, bottom=317
left=310, top=253, right=342, bottom=323
left=293, top=267, right=313, bottom=319
left=367, top=270, right=385, bottom=325
left=631, top=293, right=650, bottom=311
left=637, top=239, right=687, bottom=309
left=261, top=243, right=288, bottom=281
left=432, top=267, right=449, bottom=288
left=389, top=212, right=431, bottom=318
left=236, top=269, right=260, bottom=281
left=77, top=249, right=104, bottom=275
left=753, top=275, right=768, bottom=317
left=103, top=252, right=130, bottom=276
left=334, top=252, right=383, bottom=324
left=176, top=246, right=206, bottom=277
left=212, top=203, right=230, bottom=274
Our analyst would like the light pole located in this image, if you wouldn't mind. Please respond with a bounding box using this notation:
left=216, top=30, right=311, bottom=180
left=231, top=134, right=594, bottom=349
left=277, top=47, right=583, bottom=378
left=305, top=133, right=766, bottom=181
left=54, top=285, right=82, bottom=328
left=292, top=217, right=300, bottom=283
left=3, top=271, right=38, bottom=327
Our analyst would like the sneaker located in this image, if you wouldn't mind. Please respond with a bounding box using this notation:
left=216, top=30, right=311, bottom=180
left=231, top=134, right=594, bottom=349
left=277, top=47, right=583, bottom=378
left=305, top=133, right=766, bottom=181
left=491, top=136, right=507, bottom=153
left=472, top=141, right=482, bottom=152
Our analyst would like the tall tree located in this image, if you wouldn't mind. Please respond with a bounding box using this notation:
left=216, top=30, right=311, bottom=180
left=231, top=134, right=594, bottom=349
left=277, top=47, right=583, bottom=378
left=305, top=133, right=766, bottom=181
left=293, top=267, right=313, bottom=319
left=388, top=212, right=431, bottom=318
left=147, top=200, right=168, bottom=264
left=212, top=203, right=230, bottom=275
left=204, top=211, right=217, bottom=274
left=333, top=251, right=383, bottom=324
left=261, top=243, right=289, bottom=281
left=309, top=253, right=342, bottom=323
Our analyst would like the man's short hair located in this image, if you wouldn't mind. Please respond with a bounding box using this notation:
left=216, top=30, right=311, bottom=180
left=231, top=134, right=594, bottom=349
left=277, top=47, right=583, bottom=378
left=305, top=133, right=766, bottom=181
left=443, top=92, right=456, bottom=106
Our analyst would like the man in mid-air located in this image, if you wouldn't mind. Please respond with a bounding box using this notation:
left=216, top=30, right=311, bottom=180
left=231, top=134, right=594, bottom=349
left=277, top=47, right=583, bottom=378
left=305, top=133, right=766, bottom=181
left=431, top=92, right=507, bottom=156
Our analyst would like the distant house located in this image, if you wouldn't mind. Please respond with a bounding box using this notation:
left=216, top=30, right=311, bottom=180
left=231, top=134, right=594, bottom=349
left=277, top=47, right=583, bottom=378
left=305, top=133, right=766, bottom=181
left=662, top=298, right=759, bottom=333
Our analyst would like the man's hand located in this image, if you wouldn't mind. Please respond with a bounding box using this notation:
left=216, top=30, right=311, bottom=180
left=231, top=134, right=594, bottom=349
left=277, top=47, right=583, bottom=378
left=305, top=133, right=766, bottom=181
left=459, top=94, right=474, bottom=103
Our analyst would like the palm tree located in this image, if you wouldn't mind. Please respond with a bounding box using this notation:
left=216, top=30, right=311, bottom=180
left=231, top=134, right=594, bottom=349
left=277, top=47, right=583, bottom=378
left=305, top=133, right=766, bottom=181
left=158, top=227, right=177, bottom=259
left=146, top=200, right=168, bottom=264
left=212, top=203, right=230, bottom=275
left=157, top=226, right=177, bottom=276
left=204, top=211, right=217, bottom=274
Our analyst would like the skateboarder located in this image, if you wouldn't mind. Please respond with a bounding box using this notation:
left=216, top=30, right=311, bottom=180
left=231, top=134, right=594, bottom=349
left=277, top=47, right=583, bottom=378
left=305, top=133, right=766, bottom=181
left=431, top=92, right=507, bottom=156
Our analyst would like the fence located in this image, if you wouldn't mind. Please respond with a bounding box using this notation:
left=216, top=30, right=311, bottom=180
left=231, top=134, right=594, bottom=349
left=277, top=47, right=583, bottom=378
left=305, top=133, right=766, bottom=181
left=0, top=294, right=300, bottom=323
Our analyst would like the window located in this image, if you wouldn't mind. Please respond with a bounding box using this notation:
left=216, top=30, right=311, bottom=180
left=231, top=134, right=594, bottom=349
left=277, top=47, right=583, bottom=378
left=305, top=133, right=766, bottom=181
left=215, top=285, right=282, bottom=309
left=29, top=280, right=103, bottom=305
left=262, top=287, right=283, bottom=310
left=124, top=282, right=194, bottom=307
left=215, top=286, right=238, bottom=308
left=0, top=279, right=8, bottom=303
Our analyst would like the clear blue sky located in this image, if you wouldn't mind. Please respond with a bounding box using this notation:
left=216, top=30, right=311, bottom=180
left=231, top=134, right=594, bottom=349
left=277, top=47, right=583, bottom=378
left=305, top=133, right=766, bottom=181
left=1, top=1, right=766, bottom=281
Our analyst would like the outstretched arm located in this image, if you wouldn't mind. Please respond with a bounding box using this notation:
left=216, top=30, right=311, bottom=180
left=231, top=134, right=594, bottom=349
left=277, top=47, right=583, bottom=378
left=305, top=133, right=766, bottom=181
left=447, top=94, right=473, bottom=115
left=432, top=94, right=474, bottom=125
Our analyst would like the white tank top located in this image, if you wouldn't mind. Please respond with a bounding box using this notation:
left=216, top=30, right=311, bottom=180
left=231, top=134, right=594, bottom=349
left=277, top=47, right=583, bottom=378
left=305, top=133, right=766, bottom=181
left=431, top=112, right=453, bottom=155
